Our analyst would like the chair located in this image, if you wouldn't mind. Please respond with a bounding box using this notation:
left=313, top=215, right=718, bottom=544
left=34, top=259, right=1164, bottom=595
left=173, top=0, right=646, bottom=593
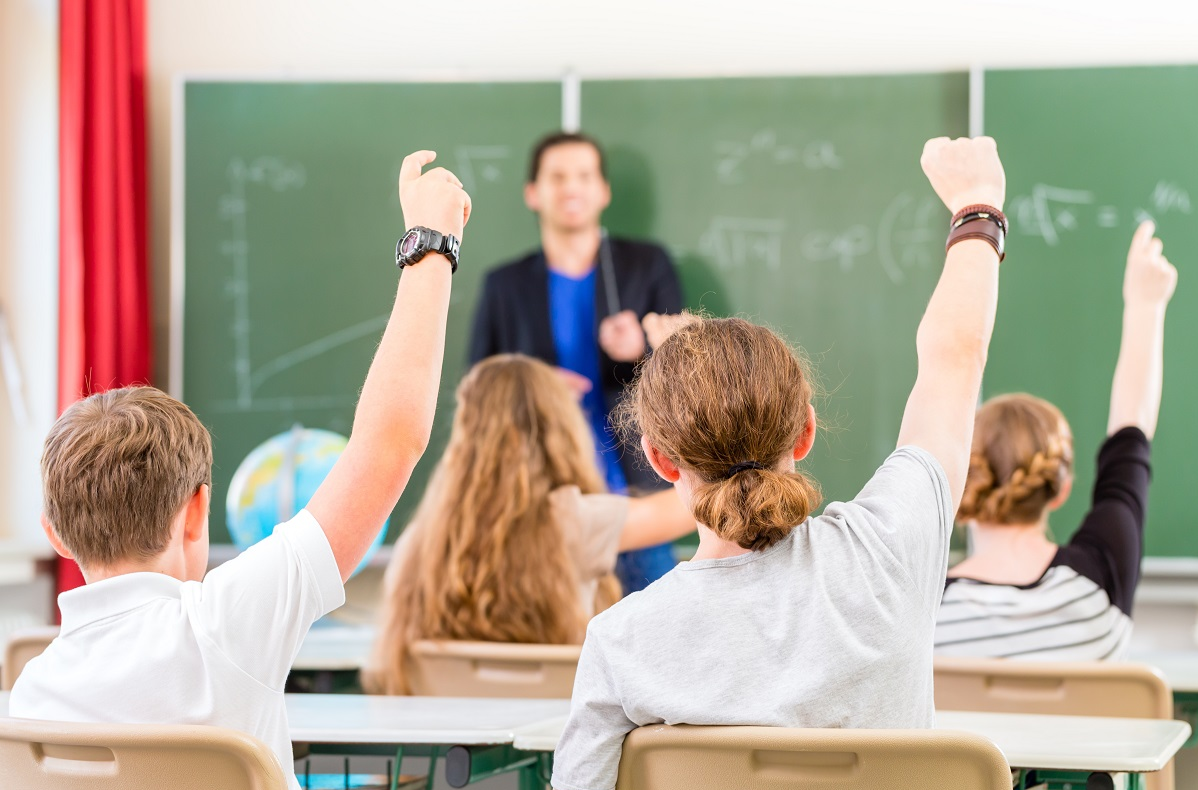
left=934, top=657, right=1175, bottom=790
left=613, top=724, right=1011, bottom=790
left=0, top=716, right=287, bottom=790
left=1, top=626, right=59, bottom=690
left=406, top=640, right=581, bottom=698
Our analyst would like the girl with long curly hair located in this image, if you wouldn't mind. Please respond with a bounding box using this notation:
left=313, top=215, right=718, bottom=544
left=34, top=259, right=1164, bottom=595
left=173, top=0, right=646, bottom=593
left=364, top=353, right=695, bottom=695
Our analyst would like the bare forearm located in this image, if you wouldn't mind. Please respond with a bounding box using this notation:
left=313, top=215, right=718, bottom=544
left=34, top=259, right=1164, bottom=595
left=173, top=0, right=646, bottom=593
left=898, top=239, right=1000, bottom=505
left=619, top=490, right=695, bottom=552
left=1108, top=301, right=1168, bottom=439
left=352, top=259, right=452, bottom=471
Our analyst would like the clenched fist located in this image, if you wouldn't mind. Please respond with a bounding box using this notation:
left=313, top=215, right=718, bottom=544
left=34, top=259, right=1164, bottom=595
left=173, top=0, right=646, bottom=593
left=920, top=137, right=1005, bottom=215
left=398, top=150, right=472, bottom=239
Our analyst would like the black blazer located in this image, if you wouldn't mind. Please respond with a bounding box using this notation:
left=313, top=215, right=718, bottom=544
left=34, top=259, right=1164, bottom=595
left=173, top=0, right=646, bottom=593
left=468, top=238, right=683, bottom=490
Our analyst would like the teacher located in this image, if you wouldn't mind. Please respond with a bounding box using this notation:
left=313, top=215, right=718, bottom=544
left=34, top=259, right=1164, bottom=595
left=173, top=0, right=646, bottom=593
left=469, top=131, right=683, bottom=592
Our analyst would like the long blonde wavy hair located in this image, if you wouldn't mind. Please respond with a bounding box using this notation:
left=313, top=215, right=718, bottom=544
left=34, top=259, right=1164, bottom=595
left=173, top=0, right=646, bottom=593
left=364, top=354, right=617, bottom=695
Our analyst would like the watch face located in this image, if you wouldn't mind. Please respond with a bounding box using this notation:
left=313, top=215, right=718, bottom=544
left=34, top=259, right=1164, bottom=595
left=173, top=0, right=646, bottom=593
left=400, top=230, right=420, bottom=257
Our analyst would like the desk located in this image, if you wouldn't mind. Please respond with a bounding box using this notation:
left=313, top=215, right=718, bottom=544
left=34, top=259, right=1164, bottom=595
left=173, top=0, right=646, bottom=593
left=294, top=623, right=374, bottom=672
left=1130, top=651, right=1198, bottom=752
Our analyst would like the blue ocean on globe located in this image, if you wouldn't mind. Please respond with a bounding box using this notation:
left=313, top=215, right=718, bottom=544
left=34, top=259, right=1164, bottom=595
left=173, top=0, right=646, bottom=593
left=226, top=426, right=386, bottom=578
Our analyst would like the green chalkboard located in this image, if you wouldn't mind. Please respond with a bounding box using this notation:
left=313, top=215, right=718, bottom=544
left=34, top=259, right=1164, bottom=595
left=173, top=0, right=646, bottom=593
left=583, top=74, right=969, bottom=509
left=182, top=81, right=561, bottom=543
left=984, top=66, right=1198, bottom=557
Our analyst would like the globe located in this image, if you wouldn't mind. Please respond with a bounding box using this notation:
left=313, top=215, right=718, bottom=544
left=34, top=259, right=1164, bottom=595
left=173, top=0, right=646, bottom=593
left=226, top=426, right=387, bottom=578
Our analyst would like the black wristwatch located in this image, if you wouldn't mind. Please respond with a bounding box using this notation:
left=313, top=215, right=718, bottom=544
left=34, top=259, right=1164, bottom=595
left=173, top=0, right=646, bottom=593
left=395, top=226, right=460, bottom=273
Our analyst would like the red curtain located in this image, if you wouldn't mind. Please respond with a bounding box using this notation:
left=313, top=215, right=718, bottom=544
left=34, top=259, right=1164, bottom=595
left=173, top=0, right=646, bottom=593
left=57, top=0, right=152, bottom=596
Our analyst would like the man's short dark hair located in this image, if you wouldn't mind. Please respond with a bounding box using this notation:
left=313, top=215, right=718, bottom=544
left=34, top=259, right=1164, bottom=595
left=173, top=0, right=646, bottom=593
left=527, top=131, right=607, bottom=184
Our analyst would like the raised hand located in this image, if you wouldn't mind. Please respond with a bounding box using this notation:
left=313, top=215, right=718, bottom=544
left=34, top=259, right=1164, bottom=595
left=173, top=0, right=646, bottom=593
left=599, top=310, right=647, bottom=362
left=398, top=150, right=472, bottom=238
left=1124, top=220, right=1178, bottom=307
left=920, top=136, right=1006, bottom=214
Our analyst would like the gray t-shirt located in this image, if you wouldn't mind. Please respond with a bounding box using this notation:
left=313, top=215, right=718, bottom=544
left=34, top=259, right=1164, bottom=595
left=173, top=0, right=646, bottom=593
left=551, top=446, right=952, bottom=790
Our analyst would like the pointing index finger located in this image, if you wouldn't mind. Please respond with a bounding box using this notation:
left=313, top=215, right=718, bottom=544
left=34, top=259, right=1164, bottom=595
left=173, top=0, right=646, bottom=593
left=399, top=150, right=436, bottom=186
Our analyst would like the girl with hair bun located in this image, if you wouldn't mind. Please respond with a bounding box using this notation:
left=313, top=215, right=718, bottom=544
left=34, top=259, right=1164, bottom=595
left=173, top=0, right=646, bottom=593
left=936, top=221, right=1177, bottom=661
left=553, top=136, right=1010, bottom=790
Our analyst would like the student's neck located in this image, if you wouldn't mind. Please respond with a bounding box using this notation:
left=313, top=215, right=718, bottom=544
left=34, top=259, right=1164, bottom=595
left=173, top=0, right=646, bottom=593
left=951, top=519, right=1058, bottom=582
left=82, top=553, right=186, bottom=584
left=542, top=224, right=601, bottom=277
left=690, top=525, right=753, bottom=561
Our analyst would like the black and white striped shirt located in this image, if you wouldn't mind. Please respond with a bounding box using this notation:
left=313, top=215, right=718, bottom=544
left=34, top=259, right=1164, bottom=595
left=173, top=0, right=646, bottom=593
left=935, top=428, right=1150, bottom=661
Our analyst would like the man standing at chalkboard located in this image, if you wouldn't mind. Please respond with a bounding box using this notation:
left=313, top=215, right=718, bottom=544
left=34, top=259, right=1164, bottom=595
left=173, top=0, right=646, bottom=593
left=469, top=132, right=683, bottom=592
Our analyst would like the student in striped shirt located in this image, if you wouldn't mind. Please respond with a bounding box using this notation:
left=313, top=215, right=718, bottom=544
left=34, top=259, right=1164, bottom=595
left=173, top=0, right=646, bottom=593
left=936, top=221, right=1177, bottom=661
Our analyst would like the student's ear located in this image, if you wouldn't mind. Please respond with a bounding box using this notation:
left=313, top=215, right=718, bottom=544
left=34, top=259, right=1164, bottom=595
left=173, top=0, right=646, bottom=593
left=523, top=182, right=541, bottom=213
left=641, top=436, right=681, bottom=483
left=793, top=404, right=818, bottom=462
left=182, top=485, right=211, bottom=544
left=1047, top=475, right=1074, bottom=512
left=40, top=514, right=73, bottom=560
left=599, top=178, right=612, bottom=212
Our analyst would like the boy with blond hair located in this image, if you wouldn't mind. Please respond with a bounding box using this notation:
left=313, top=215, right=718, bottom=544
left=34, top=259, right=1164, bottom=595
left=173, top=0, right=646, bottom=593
left=10, top=151, right=470, bottom=790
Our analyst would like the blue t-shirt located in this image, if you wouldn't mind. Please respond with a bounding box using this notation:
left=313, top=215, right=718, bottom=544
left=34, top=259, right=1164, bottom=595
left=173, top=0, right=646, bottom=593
left=547, top=268, right=629, bottom=495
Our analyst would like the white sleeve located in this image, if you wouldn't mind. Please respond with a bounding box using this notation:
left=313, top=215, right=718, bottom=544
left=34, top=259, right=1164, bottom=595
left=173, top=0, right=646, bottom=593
left=551, top=630, right=636, bottom=790
left=821, top=446, right=953, bottom=613
left=193, top=509, right=346, bottom=688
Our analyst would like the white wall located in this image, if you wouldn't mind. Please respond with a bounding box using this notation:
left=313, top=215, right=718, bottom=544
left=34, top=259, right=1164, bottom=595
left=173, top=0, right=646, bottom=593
left=0, top=0, right=58, bottom=547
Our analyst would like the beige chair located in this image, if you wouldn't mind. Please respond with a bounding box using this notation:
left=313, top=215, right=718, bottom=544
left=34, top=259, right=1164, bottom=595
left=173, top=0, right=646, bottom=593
left=0, top=716, right=287, bottom=790
left=2, top=626, right=59, bottom=690
left=406, top=640, right=581, bottom=698
left=614, top=724, right=1011, bottom=790
left=934, top=657, right=1175, bottom=790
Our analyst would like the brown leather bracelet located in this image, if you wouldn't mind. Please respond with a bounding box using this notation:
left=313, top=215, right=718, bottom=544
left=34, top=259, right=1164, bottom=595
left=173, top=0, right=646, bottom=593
left=951, top=204, right=1008, bottom=233
left=946, top=217, right=1005, bottom=261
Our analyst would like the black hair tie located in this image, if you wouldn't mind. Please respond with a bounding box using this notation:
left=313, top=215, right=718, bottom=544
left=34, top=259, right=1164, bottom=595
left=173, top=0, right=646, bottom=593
left=724, top=460, right=766, bottom=479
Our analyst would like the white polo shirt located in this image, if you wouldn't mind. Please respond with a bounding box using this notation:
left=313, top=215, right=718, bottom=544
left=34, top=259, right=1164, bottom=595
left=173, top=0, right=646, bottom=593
left=9, top=510, right=345, bottom=790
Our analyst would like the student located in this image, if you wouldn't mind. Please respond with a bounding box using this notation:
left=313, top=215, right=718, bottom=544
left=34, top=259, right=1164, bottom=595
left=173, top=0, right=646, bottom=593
left=8, top=152, right=470, bottom=790
left=551, top=136, right=1008, bottom=790
left=935, top=221, right=1177, bottom=661
left=364, top=353, right=698, bottom=696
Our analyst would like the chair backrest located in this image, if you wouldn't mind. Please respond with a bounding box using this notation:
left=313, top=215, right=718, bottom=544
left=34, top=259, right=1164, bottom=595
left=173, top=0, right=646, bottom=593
left=0, top=716, right=288, bottom=790
left=614, top=724, right=1011, bottom=790
left=407, top=640, right=581, bottom=698
left=2, top=626, right=59, bottom=691
left=934, top=657, right=1175, bottom=790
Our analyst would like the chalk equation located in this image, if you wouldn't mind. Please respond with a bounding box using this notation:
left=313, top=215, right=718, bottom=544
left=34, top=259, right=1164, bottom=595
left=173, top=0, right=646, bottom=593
left=216, top=156, right=385, bottom=413
left=715, top=129, right=843, bottom=184
left=1009, top=181, right=1191, bottom=246
left=697, top=193, right=942, bottom=284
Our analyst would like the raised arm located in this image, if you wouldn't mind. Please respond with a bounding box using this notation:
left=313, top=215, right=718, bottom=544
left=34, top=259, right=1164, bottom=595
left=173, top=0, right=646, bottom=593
left=308, top=151, right=472, bottom=580
left=1107, top=221, right=1177, bottom=439
left=896, top=138, right=1006, bottom=512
